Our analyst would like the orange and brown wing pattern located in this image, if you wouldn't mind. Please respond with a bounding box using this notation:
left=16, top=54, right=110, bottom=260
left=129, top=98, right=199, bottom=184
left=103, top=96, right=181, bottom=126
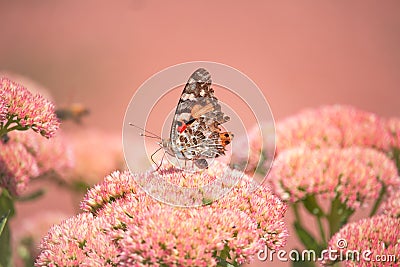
left=169, top=68, right=233, bottom=169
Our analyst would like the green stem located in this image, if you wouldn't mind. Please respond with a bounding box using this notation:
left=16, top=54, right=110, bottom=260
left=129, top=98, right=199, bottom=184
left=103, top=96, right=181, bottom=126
left=369, top=184, right=386, bottom=217
left=0, top=116, right=20, bottom=136
left=392, top=147, right=400, bottom=175
left=292, top=202, right=302, bottom=224
left=327, top=195, right=354, bottom=237
left=0, top=190, right=15, bottom=267
left=316, top=216, right=327, bottom=246
left=327, top=196, right=341, bottom=236
left=6, top=125, right=29, bottom=132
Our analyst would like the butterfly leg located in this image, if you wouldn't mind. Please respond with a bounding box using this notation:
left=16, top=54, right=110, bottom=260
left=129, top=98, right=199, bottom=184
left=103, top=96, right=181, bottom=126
left=156, top=150, right=168, bottom=171
left=151, top=147, right=163, bottom=171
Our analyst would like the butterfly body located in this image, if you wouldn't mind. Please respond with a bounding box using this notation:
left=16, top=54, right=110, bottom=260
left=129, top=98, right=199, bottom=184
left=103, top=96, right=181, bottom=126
left=159, top=68, right=233, bottom=169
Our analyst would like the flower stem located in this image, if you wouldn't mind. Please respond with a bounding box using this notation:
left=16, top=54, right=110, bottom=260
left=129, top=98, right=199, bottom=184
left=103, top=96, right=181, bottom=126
left=327, top=195, right=354, bottom=237
left=392, top=147, right=400, bottom=175
left=316, top=216, right=327, bottom=246
left=0, top=116, right=21, bottom=137
left=6, top=124, right=29, bottom=132
left=292, top=202, right=302, bottom=224
left=369, top=184, right=386, bottom=217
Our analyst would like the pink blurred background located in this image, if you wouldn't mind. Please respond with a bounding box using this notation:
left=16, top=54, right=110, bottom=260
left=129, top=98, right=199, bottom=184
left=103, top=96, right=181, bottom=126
left=1, top=1, right=400, bottom=266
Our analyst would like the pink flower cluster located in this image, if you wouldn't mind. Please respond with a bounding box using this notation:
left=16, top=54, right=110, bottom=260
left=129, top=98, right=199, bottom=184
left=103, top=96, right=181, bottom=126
left=37, top=166, right=288, bottom=266
left=324, top=215, right=400, bottom=266
left=114, top=202, right=262, bottom=266
left=0, top=77, right=73, bottom=196
left=0, top=130, right=73, bottom=196
left=35, top=213, right=119, bottom=267
left=0, top=140, right=39, bottom=195
left=379, top=191, right=400, bottom=218
left=0, top=91, right=7, bottom=123
left=276, top=105, right=391, bottom=153
left=9, top=130, right=74, bottom=176
left=269, top=147, right=399, bottom=209
left=0, top=77, right=59, bottom=138
left=386, top=117, right=400, bottom=149
left=212, top=176, right=288, bottom=251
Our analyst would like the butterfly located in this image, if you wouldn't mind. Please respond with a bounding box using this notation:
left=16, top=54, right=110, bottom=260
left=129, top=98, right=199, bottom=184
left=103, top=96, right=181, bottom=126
left=132, top=68, right=233, bottom=169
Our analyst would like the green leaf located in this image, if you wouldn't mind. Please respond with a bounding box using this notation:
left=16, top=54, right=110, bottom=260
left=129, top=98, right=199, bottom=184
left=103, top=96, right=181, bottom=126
left=216, top=258, right=236, bottom=267
left=219, top=244, right=231, bottom=260
left=0, top=223, right=12, bottom=267
left=16, top=189, right=46, bottom=202
left=303, top=195, right=325, bottom=217
left=293, top=221, right=323, bottom=254
left=0, top=190, right=15, bottom=218
left=0, top=190, right=15, bottom=267
left=71, top=180, right=91, bottom=192
left=17, top=237, right=35, bottom=267
left=202, top=197, right=213, bottom=205
left=0, top=211, right=10, bottom=236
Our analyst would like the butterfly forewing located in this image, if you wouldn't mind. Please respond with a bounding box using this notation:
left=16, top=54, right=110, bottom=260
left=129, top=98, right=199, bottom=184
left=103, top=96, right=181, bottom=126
left=168, top=68, right=233, bottom=169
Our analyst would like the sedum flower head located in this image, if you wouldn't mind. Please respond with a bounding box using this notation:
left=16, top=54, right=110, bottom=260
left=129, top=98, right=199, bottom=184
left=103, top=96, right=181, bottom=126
left=0, top=77, right=59, bottom=138
left=41, top=165, right=288, bottom=266
left=212, top=175, right=288, bottom=251
left=386, top=117, right=400, bottom=149
left=0, top=130, right=74, bottom=196
left=9, top=130, right=74, bottom=177
left=276, top=105, right=391, bottom=153
left=324, top=215, right=400, bottom=266
left=115, top=202, right=262, bottom=266
left=80, top=170, right=139, bottom=214
left=0, top=92, right=7, bottom=123
left=0, top=140, right=39, bottom=196
left=35, top=213, right=119, bottom=267
left=379, top=190, right=400, bottom=218
left=269, top=147, right=399, bottom=209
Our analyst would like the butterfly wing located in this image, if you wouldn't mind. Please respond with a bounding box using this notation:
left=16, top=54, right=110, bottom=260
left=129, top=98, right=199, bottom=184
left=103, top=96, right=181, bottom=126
left=170, top=68, right=212, bottom=143
left=169, top=68, right=233, bottom=168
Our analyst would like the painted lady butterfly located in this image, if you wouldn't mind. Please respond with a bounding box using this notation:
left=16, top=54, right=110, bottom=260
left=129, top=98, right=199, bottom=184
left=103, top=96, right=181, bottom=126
left=132, top=68, right=233, bottom=169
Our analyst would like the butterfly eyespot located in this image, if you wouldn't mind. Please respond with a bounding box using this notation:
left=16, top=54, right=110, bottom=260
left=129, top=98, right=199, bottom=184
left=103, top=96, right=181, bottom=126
left=224, top=133, right=230, bottom=137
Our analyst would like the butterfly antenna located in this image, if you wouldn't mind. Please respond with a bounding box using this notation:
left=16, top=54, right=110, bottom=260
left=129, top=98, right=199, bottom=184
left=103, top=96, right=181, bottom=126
left=129, top=123, right=161, bottom=139
left=140, top=133, right=160, bottom=139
